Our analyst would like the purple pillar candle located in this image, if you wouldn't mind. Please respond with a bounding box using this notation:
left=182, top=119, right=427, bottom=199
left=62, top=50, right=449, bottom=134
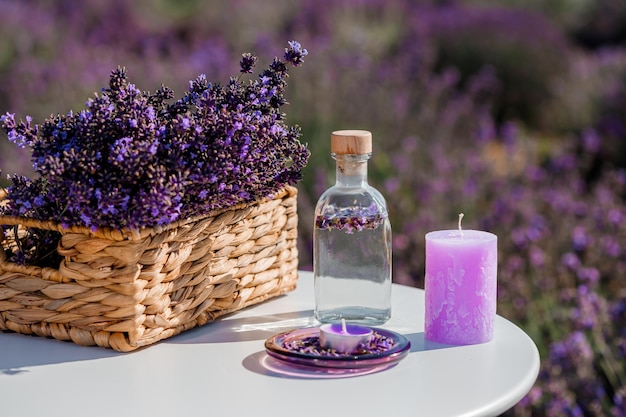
left=424, top=227, right=497, bottom=345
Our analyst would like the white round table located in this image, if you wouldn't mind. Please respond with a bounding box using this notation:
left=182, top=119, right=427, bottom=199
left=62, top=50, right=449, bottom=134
left=0, top=271, right=539, bottom=417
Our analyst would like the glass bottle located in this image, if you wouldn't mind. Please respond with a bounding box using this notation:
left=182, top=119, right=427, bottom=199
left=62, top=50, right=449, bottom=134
left=314, top=130, right=392, bottom=325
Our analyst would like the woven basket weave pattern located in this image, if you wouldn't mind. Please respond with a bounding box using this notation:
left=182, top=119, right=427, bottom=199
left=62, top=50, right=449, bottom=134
left=0, top=186, right=298, bottom=351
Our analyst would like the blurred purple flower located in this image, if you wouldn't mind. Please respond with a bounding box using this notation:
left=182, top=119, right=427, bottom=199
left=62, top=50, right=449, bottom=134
left=561, top=252, right=581, bottom=271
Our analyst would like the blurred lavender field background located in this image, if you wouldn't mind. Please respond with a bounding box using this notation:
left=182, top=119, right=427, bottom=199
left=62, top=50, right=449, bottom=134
left=1, top=0, right=625, bottom=414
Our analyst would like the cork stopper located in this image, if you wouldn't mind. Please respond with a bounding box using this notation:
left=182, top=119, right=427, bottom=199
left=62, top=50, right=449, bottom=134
left=331, top=130, right=372, bottom=155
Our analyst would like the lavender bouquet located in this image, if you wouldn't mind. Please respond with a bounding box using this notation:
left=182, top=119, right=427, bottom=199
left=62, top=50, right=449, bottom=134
left=0, top=41, right=309, bottom=267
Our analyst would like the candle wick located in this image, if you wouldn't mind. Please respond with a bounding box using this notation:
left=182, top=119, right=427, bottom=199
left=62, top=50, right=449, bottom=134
left=458, top=213, right=464, bottom=236
left=341, top=318, right=348, bottom=334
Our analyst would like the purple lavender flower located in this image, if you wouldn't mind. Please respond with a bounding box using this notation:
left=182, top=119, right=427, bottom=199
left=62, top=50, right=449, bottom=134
left=239, top=53, right=258, bottom=74
left=614, top=387, right=626, bottom=417
left=0, top=41, right=310, bottom=264
left=284, top=41, right=308, bottom=67
left=0, top=174, right=63, bottom=266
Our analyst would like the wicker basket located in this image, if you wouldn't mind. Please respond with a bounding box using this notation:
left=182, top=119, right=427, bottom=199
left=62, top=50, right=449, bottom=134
left=0, top=186, right=299, bottom=352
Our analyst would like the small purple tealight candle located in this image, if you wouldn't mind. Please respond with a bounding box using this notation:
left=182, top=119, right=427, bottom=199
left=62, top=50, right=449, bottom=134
left=319, top=319, right=373, bottom=354
left=425, top=214, right=497, bottom=345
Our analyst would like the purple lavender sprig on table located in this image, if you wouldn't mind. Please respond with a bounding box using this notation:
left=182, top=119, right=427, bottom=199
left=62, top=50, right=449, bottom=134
left=0, top=41, right=309, bottom=239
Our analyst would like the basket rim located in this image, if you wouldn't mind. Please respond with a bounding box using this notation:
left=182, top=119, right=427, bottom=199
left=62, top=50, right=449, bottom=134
left=0, top=185, right=297, bottom=241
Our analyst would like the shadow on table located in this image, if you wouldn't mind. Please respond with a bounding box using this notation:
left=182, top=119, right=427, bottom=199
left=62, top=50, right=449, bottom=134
left=167, top=309, right=317, bottom=345
left=405, top=332, right=457, bottom=353
left=0, top=308, right=316, bottom=375
left=0, top=332, right=122, bottom=375
left=0, top=313, right=450, bottom=375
